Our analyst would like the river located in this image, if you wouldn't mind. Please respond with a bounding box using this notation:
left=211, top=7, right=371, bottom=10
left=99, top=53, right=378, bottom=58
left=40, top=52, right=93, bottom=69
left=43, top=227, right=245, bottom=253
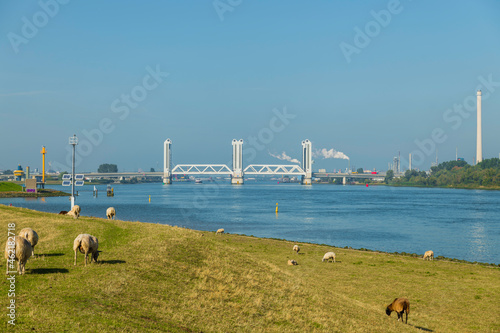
left=2, top=182, right=499, bottom=264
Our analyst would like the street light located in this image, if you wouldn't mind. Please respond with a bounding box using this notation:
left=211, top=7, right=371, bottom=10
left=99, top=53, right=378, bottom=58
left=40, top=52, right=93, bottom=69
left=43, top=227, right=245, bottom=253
left=69, top=134, right=78, bottom=208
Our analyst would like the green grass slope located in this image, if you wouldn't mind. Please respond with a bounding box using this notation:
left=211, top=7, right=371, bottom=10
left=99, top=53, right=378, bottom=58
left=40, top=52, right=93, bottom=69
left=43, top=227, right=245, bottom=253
left=0, top=182, right=22, bottom=192
left=1, top=205, right=498, bottom=332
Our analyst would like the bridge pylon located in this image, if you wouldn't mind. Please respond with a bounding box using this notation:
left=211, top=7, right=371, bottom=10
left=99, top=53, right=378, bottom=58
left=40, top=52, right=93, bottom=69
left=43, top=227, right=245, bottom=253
left=231, top=139, right=244, bottom=185
left=163, top=139, right=172, bottom=184
left=301, top=139, right=312, bottom=185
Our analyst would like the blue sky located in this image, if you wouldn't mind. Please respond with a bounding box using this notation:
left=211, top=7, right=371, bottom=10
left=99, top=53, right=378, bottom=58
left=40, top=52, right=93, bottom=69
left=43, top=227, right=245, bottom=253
left=1, top=0, right=499, bottom=173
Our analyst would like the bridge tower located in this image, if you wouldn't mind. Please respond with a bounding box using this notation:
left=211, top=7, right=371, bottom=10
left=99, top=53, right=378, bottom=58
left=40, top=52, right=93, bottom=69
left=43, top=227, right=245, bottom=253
left=231, top=139, right=244, bottom=185
left=301, top=139, right=312, bottom=185
left=163, top=139, right=172, bottom=184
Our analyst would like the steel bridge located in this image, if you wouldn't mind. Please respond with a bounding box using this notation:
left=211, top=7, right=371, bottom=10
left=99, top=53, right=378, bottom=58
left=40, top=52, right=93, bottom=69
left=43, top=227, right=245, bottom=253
left=163, top=139, right=312, bottom=185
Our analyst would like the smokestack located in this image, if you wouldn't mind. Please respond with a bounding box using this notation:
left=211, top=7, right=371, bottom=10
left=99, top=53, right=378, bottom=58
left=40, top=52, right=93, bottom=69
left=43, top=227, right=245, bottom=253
left=476, top=90, right=482, bottom=164
left=409, top=153, right=412, bottom=170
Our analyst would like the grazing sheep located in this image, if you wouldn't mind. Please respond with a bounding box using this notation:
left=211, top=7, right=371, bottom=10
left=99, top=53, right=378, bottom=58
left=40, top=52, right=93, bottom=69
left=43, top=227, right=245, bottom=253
left=18, top=228, right=38, bottom=257
left=322, top=252, right=336, bottom=263
left=58, top=211, right=68, bottom=215
left=385, top=298, right=410, bottom=324
left=293, top=245, right=300, bottom=254
left=73, top=234, right=100, bottom=266
left=423, top=250, right=434, bottom=261
left=216, top=228, right=224, bottom=235
left=5, top=236, right=32, bottom=275
left=287, top=259, right=298, bottom=266
left=106, top=207, right=116, bottom=220
left=66, top=205, right=81, bottom=219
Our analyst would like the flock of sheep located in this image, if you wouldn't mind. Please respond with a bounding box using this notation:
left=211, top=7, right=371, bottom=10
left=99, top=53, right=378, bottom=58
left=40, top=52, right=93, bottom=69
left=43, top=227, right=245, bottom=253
left=5, top=206, right=118, bottom=274
left=5, top=204, right=432, bottom=325
left=283, top=242, right=430, bottom=324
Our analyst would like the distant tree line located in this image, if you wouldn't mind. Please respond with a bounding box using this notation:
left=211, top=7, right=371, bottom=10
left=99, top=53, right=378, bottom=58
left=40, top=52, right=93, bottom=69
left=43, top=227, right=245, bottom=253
left=386, top=158, right=500, bottom=188
left=98, top=164, right=118, bottom=173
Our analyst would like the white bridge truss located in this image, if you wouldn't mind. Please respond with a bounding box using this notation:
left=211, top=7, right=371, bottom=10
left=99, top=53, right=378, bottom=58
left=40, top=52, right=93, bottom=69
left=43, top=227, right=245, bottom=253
left=171, top=164, right=232, bottom=175
left=164, top=139, right=312, bottom=184
left=244, top=164, right=305, bottom=176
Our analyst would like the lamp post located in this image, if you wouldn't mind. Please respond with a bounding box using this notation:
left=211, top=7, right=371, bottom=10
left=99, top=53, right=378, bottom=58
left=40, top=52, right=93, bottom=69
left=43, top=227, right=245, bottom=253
left=69, top=134, right=78, bottom=208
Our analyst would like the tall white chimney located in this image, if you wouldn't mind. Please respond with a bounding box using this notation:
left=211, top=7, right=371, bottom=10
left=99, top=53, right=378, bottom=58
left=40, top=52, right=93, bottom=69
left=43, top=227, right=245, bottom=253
left=476, top=90, right=482, bottom=164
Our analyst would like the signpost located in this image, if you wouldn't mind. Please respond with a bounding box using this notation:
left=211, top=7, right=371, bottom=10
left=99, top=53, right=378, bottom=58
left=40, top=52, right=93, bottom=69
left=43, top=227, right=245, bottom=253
left=69, top=135, right=78, bottom=209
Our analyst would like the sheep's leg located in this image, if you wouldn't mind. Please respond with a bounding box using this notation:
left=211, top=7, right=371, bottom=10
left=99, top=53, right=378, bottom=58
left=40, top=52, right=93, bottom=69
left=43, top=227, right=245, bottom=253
left=84, top=252, right=88, bottom=266
left=405, top=311, right=408, bottom=324
left=74, top=250, right=77, bottom=265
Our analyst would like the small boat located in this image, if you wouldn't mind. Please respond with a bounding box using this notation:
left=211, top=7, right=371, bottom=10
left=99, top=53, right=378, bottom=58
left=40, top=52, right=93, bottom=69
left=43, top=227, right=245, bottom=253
left=195, top=179, right=203, bottom=184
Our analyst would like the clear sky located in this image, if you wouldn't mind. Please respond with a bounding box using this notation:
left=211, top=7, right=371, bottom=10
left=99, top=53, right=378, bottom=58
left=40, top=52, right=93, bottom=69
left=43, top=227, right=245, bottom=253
left=1, top=0, right=499, bottom=173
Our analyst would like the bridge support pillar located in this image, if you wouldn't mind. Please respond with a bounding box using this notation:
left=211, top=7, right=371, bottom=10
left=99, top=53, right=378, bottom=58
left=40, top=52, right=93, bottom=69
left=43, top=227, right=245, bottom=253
left=301, top=139, right=312, bottom=185
left=343, top=177, right=346, bottom=185
left=163, top=139, right=172, bottom=184
left=231, top=139, right=244, bottom=185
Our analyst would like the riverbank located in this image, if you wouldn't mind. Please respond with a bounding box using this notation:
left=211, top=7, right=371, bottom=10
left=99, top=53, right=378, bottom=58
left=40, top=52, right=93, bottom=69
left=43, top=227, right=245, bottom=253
left=0, top=189, right=70, bottom=198
left=1, top=205, right=498, bottom=332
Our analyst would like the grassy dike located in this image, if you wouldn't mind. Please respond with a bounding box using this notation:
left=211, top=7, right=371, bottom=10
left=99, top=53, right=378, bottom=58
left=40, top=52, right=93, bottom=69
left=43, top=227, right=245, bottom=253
left=1, top=205, right=498, bottom=332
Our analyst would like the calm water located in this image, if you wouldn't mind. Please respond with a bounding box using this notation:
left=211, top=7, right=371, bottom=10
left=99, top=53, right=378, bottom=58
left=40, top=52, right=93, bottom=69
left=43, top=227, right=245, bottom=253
left=3, top=182, right=499, bottom=264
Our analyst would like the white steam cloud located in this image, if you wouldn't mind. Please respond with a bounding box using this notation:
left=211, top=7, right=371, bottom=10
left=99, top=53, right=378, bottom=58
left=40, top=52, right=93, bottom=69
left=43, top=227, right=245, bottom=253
left=313, top=148, right=349, bottom=160
left=269, top=151, right=300, bottom=164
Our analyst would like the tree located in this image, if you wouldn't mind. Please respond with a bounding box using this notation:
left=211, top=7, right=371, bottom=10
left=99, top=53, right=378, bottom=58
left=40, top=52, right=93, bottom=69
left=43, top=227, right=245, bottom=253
left=98, top=164, right=118, bottom=173
left=356, top=168, right=364, bottom=174
left=58, top=171, right=68, bottom=180
left=3, top=170, right=13, bottom=175
left=150, top=168, right=155, bottom=172
left=385, top=170, right=394, bottom=183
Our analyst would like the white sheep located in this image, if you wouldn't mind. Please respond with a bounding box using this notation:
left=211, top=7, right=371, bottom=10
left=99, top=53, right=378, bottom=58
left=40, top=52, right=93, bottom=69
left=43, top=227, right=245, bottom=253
left=73, top=234, right=100, bottom=266
left=18, top=228, right=38, bottom=257
left=293, top=245, right=300, bottom=254
left=216, top=228, right=224, bottom=235
left=322, top=252, right=336, bottom=263
left=423, top=250, right=434, bottom=261
left=67, top=205, right=81, bottom=219
left=288, top=259, right=298, bottom=266
left=5, top=236, right=32, bottom=275
left=106, top=207, right=116, bottom=220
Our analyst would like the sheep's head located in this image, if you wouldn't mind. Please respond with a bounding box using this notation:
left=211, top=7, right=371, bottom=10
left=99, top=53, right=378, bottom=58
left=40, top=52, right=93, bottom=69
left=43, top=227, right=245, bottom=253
left=93, top=250, right=102, bottom=262
left=385, top=307, right=392, bottom=316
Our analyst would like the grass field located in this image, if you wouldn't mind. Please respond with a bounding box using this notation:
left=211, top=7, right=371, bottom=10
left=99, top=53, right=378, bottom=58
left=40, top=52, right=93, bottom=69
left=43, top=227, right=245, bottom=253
left=1, top=205, right=499, bottom=332
left=0, top=182, right=22, bottom=192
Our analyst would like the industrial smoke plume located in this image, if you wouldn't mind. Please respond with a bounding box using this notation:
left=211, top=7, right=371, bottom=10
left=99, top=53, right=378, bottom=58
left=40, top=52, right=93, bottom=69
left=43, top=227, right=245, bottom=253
left=313, top=148, right=349, bottom=160
left=269, top=152, right=300, bottom=164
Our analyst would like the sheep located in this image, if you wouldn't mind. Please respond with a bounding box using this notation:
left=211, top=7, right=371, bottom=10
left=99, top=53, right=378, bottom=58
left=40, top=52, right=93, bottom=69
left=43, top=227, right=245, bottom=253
left=73, top=234, right=100, bottom=266
left=66, top=205, right=81, bottom=219
left=293, top=245, right=300, bottom=254
left=216, top=228, right=224, bottom=235
left=18, top=228, right=38, bottom=257
left=385, top=298, right=410, bottom=324
left=423, top=250, right=434, bottom=261
left=106, top=207, right=116, bottom=220
left=322, top=252, right=336, bottom=263
left=287, top=259, right=298, bottom=266
left=5, top=236, right=32, bottom=275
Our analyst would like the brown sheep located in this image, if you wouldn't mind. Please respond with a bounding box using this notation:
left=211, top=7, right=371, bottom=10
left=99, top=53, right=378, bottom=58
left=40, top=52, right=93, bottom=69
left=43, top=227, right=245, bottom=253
left=287, top=259, right=298, bottom=266
left=385, top=298, right=410, bottom=324
left=58, top=211, right=68, bottom=215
